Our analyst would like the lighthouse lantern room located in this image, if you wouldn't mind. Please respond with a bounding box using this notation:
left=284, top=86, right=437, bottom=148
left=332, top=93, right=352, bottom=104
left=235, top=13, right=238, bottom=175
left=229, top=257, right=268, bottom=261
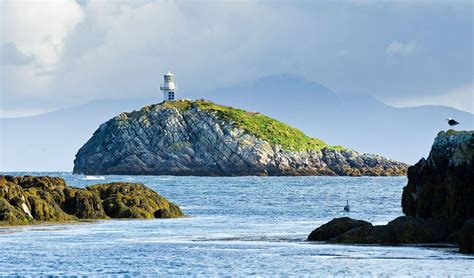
left=160, top=70, right=177, bottom=101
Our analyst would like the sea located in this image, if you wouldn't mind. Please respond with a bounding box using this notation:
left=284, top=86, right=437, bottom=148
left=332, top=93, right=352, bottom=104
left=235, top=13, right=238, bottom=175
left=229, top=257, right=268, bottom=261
left=0, top=173, right=472, bottom=276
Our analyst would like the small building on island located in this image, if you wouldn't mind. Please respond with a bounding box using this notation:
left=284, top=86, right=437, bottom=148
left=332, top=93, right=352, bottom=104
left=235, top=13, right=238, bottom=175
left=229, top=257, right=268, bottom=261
left=160, top=70, right=177, bottom=101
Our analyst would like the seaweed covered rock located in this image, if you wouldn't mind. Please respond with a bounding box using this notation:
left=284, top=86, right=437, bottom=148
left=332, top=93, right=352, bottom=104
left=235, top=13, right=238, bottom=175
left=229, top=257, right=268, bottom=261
left=0, top=176, right=74, bottom=225
left=63, top=187, right=106, bottom=219
left=0, top=175, right=183, bottom=226
left=73, top=100, right=407, bottom=176
left=88, top=183, right=183, bottom=219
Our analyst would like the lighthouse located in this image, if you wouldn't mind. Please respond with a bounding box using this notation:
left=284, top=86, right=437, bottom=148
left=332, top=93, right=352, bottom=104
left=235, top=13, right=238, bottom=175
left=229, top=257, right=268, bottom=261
left=160, top=70, right=177, bottom=101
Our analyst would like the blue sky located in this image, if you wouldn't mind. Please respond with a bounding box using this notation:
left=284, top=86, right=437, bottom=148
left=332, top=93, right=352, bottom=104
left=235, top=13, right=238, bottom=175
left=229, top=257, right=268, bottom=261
left=1, top=0, right=473, bottom=117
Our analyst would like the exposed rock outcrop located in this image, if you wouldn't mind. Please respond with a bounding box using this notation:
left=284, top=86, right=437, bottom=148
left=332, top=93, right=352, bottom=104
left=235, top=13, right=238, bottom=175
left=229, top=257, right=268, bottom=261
left=307, top=217, right=371, bottom=241
left=460, top=220, right=474, bottom=254
left=0, top=175, right=183, bottom=226
left=73, top=100, right=407, bottom=176
left=308, top=130, right=474, bottom=253
left=402, top=130, right=474, bottom=228
left=326, top=216, right=449, bottom=245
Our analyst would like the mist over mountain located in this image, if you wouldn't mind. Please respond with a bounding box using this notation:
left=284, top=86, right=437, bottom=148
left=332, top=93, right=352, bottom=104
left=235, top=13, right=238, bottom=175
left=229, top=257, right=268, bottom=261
left=1, top=74, right=472, bottom=171
left=1, top=98, right=153, bottom=171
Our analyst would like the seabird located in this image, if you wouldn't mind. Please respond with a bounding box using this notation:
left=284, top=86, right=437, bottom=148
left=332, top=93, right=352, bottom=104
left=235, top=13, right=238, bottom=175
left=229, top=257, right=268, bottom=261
left=446, top=118, right=460, bottom=126
left=344, top=200, right=350, bottom=212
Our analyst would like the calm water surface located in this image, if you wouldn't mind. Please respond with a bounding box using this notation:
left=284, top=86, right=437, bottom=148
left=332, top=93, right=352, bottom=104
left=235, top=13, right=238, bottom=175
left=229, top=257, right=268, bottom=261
left=0, top=173, right=472, bottom=276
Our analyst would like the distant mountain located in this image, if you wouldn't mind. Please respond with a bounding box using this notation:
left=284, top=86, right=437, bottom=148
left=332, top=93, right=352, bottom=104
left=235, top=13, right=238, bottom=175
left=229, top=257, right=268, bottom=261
left=1, top=74, right=473, bottom=171
left=200, top=74, right=474, bottom=164
left=1, top=98, right=153, bottom=171
left=192, top=73, right=340, bottom=120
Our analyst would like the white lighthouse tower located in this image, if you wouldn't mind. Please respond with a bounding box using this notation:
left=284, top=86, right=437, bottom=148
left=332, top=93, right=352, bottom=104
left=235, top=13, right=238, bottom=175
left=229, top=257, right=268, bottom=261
left=160, top=70, right=177, bottom=101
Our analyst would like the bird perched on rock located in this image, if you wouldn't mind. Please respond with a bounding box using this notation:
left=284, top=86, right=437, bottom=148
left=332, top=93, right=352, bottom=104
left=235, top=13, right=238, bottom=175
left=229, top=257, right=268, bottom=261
left=446, top=118, right=460, bottom=126
left=344, top=200, right=350, bottom=212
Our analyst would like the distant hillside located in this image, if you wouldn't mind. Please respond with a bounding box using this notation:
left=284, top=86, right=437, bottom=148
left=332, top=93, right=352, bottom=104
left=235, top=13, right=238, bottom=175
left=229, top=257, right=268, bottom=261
left=1, top=74, right=473, bottom=171
left=1, top=98, right=153, bottom=171
left=200, top=74, right=474, bottom=164
left=73, top=100, right=406, bottom=176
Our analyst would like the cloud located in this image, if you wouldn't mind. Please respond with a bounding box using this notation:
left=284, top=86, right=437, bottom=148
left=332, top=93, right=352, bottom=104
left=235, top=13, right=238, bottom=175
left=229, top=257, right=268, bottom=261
left=0, top=0, right=84, bottom=101
left=1, top=0, right=84, bottom=67
left=385, top=40, right=420, bottom=56
left=0, top=1, right=472, bottom=118
left=0, top=43, right=32, bottom=65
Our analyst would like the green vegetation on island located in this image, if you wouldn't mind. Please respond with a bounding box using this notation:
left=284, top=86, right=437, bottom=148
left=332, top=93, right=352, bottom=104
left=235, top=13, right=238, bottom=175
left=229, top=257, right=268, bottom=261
left=161, top=99, right=344, bottom=152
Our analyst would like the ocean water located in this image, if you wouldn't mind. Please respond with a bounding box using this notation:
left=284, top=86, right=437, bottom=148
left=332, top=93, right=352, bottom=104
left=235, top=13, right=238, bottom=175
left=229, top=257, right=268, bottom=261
left=0, top=173, right=472, bottom=276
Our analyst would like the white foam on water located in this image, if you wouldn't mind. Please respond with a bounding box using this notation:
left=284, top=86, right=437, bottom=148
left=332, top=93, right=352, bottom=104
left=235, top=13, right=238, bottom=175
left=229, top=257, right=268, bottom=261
left=82, top=175, right=106, bottom=180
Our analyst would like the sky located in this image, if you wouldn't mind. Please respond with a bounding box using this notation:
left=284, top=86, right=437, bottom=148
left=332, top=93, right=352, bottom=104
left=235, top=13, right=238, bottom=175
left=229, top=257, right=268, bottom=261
left=0, top=0, right=473, bottom=117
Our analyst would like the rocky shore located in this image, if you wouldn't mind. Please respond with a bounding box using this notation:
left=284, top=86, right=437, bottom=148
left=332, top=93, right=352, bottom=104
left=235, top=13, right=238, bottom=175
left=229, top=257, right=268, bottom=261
left=308, top=130, right=474, bottom=254
left=73, top=100, right=407, bottom=176
left=0, top=175, right=183, bottom=226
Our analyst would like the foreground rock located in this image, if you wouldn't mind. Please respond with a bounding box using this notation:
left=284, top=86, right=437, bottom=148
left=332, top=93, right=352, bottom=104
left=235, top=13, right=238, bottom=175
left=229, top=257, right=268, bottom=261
left=323, top=216, right=449, bottom=245
left=402, top=130, right=474, bottom=229
left=460, top=220, right=474, bottom=254
left=307, top=217, right=371, bottom=241
left=308, top=130, right=474, bottom=253
left=0, top=175, right=183, bottom=226
left=73, top=100, right=406, bottom=176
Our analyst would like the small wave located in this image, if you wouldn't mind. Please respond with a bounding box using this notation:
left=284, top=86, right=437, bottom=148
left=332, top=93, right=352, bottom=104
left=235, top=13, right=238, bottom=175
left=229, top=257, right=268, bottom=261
left=81, top=176, right=106, bottom=180
left=191, top=233, right=306, bottom=243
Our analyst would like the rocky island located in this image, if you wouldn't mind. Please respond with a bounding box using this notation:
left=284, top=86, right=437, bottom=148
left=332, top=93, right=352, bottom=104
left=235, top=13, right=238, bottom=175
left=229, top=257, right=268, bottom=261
left=308, top=130, right=474, bottom=254
left=73, top=100, right=407, bottom=176
left=0, top=175, right=183, bottom=226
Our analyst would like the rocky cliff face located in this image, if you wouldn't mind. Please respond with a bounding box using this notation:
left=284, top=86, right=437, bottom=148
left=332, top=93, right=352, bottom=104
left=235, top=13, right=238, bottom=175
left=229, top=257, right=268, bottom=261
left=0, top=175, right=183, bottom=225
left=308, top=130, right=474, bottom=253
left=73, top=100, right=406, bottom=176
left=402, top=130, right=474, bottom=228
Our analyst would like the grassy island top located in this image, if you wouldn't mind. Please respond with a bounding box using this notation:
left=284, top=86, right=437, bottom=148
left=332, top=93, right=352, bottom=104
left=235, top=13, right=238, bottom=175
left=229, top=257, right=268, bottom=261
left=153, top=99, right=345, bottom=152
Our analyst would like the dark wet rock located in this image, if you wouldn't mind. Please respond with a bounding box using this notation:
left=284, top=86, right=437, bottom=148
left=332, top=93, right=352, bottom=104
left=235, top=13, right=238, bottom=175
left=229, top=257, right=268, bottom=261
left=308, top=131, right=474, bottom=253
left=73, top=100, right=407, bottom=176
left=460, top=220, right=474, bottom=254
left=402, top=130, right=474, bottom=229
left=0, top=175, right=183, bottom=226
left=388, top=216, right=449, bottom=244
left=330, top=224, right=396, bottom=245
left=328, top=217, right=449, bottom=245
left=307, top=217, right=371, bottom=241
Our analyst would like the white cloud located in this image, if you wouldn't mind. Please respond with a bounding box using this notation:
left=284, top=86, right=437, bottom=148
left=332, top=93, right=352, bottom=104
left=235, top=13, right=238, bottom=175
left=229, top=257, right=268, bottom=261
left=0, top=1, right=472, bottom=118
left=0, top=0, right=84, bottom=99
left=35, top=0, right=326, bottom=101
left=387, top=83, right=474, bottom=114
left=1, top=0, right=84, bottom=67
left=385, top=40, right=420, bottom=56
left=0, top=43, right=32, bottom=65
